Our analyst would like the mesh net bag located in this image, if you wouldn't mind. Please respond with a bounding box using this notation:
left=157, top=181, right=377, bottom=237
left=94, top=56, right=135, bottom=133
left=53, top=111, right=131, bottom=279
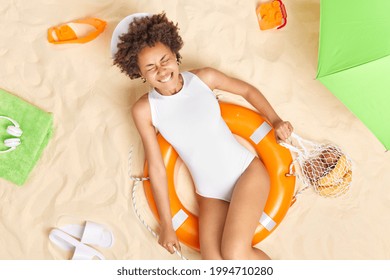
left=280, top=133, right=353, bottom=198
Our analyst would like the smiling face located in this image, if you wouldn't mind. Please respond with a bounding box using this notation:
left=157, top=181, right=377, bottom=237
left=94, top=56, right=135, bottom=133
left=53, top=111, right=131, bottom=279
left=138, top=42, right=182, bottom=95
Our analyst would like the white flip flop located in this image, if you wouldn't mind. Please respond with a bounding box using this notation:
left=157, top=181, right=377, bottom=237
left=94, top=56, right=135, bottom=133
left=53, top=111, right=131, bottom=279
left=60, top=221, right=114, bottom=248
left=49, top=229, right=105, bottom=260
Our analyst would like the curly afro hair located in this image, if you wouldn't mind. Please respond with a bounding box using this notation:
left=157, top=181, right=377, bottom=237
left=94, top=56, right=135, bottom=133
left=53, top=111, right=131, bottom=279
left=113, top=12, right=184, bottom=80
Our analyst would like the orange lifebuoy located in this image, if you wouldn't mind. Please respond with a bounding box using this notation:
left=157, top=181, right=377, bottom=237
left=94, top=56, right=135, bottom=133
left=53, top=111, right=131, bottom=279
left=143, top=102, right=295, bottom=251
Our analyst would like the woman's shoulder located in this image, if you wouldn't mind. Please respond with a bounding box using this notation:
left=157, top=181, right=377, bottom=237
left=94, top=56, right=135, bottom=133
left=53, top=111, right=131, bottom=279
left=188, top=67, right=216, bottom=77
left=188, top=67, right=222, bottom=90
left=132, top=93, right=151, bottom=118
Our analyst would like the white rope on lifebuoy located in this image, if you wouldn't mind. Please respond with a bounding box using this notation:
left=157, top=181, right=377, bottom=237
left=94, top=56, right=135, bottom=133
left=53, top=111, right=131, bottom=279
left=128, top=146, right=187, bottom=260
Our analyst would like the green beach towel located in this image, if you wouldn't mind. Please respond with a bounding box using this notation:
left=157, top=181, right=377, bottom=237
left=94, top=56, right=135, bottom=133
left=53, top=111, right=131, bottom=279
left=0, top=89, right=53, bottom=186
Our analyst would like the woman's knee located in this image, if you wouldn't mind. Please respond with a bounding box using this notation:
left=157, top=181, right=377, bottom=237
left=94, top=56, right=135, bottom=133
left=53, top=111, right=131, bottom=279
left=200, top=249, right=223, bottom=260
left=220, top=242, right=248, bottom=260
left=221, top=241, right=271, bottom=260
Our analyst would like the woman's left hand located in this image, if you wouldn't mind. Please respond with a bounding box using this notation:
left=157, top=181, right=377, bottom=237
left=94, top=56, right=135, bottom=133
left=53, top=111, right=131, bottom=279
left=273, top=120, right=293, bottom=141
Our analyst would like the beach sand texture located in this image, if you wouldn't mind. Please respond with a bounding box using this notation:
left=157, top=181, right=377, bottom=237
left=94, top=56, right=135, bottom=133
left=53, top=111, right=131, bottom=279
left=1, top=0, right=390, bottom=259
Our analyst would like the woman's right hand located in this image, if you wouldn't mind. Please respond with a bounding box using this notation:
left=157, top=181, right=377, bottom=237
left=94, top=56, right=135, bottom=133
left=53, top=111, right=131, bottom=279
left=158, top=224, right=181, bottom=254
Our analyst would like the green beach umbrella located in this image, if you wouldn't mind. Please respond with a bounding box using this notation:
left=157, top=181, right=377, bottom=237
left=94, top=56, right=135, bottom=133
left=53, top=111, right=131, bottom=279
left=317, top=0, right=390, bottom=150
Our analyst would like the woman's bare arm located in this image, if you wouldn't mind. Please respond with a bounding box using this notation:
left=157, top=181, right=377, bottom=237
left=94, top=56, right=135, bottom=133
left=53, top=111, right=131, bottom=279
left=193, top=67, right=293, bottom=140
left=132, top=94, right=180, bottom=253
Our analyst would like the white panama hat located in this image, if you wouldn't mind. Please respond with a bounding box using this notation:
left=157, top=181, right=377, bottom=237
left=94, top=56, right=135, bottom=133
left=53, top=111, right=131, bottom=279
left=110, top=13, right=152, bottom=58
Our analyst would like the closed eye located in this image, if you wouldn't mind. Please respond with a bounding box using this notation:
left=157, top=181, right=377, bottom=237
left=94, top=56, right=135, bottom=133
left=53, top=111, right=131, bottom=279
left=146, top=66, right=157, bottom=72
left=144, top=55, right=171, bottom=72
left=161, top=58, right=170, bottom=65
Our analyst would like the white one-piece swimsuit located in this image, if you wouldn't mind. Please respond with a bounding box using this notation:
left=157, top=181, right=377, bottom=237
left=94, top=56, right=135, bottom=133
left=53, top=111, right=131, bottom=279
left=148, top=71, right=255, bottom=202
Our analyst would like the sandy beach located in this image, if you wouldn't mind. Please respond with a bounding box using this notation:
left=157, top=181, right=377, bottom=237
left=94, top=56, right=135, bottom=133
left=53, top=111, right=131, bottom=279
left=1, top=0, right=390, bottom=260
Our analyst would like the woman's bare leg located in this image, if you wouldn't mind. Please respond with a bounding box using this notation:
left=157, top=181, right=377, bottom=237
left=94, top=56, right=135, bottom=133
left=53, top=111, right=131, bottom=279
left=221, top=157, right=271, bottom=260
left=197, top=195, right=229, bottom=260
